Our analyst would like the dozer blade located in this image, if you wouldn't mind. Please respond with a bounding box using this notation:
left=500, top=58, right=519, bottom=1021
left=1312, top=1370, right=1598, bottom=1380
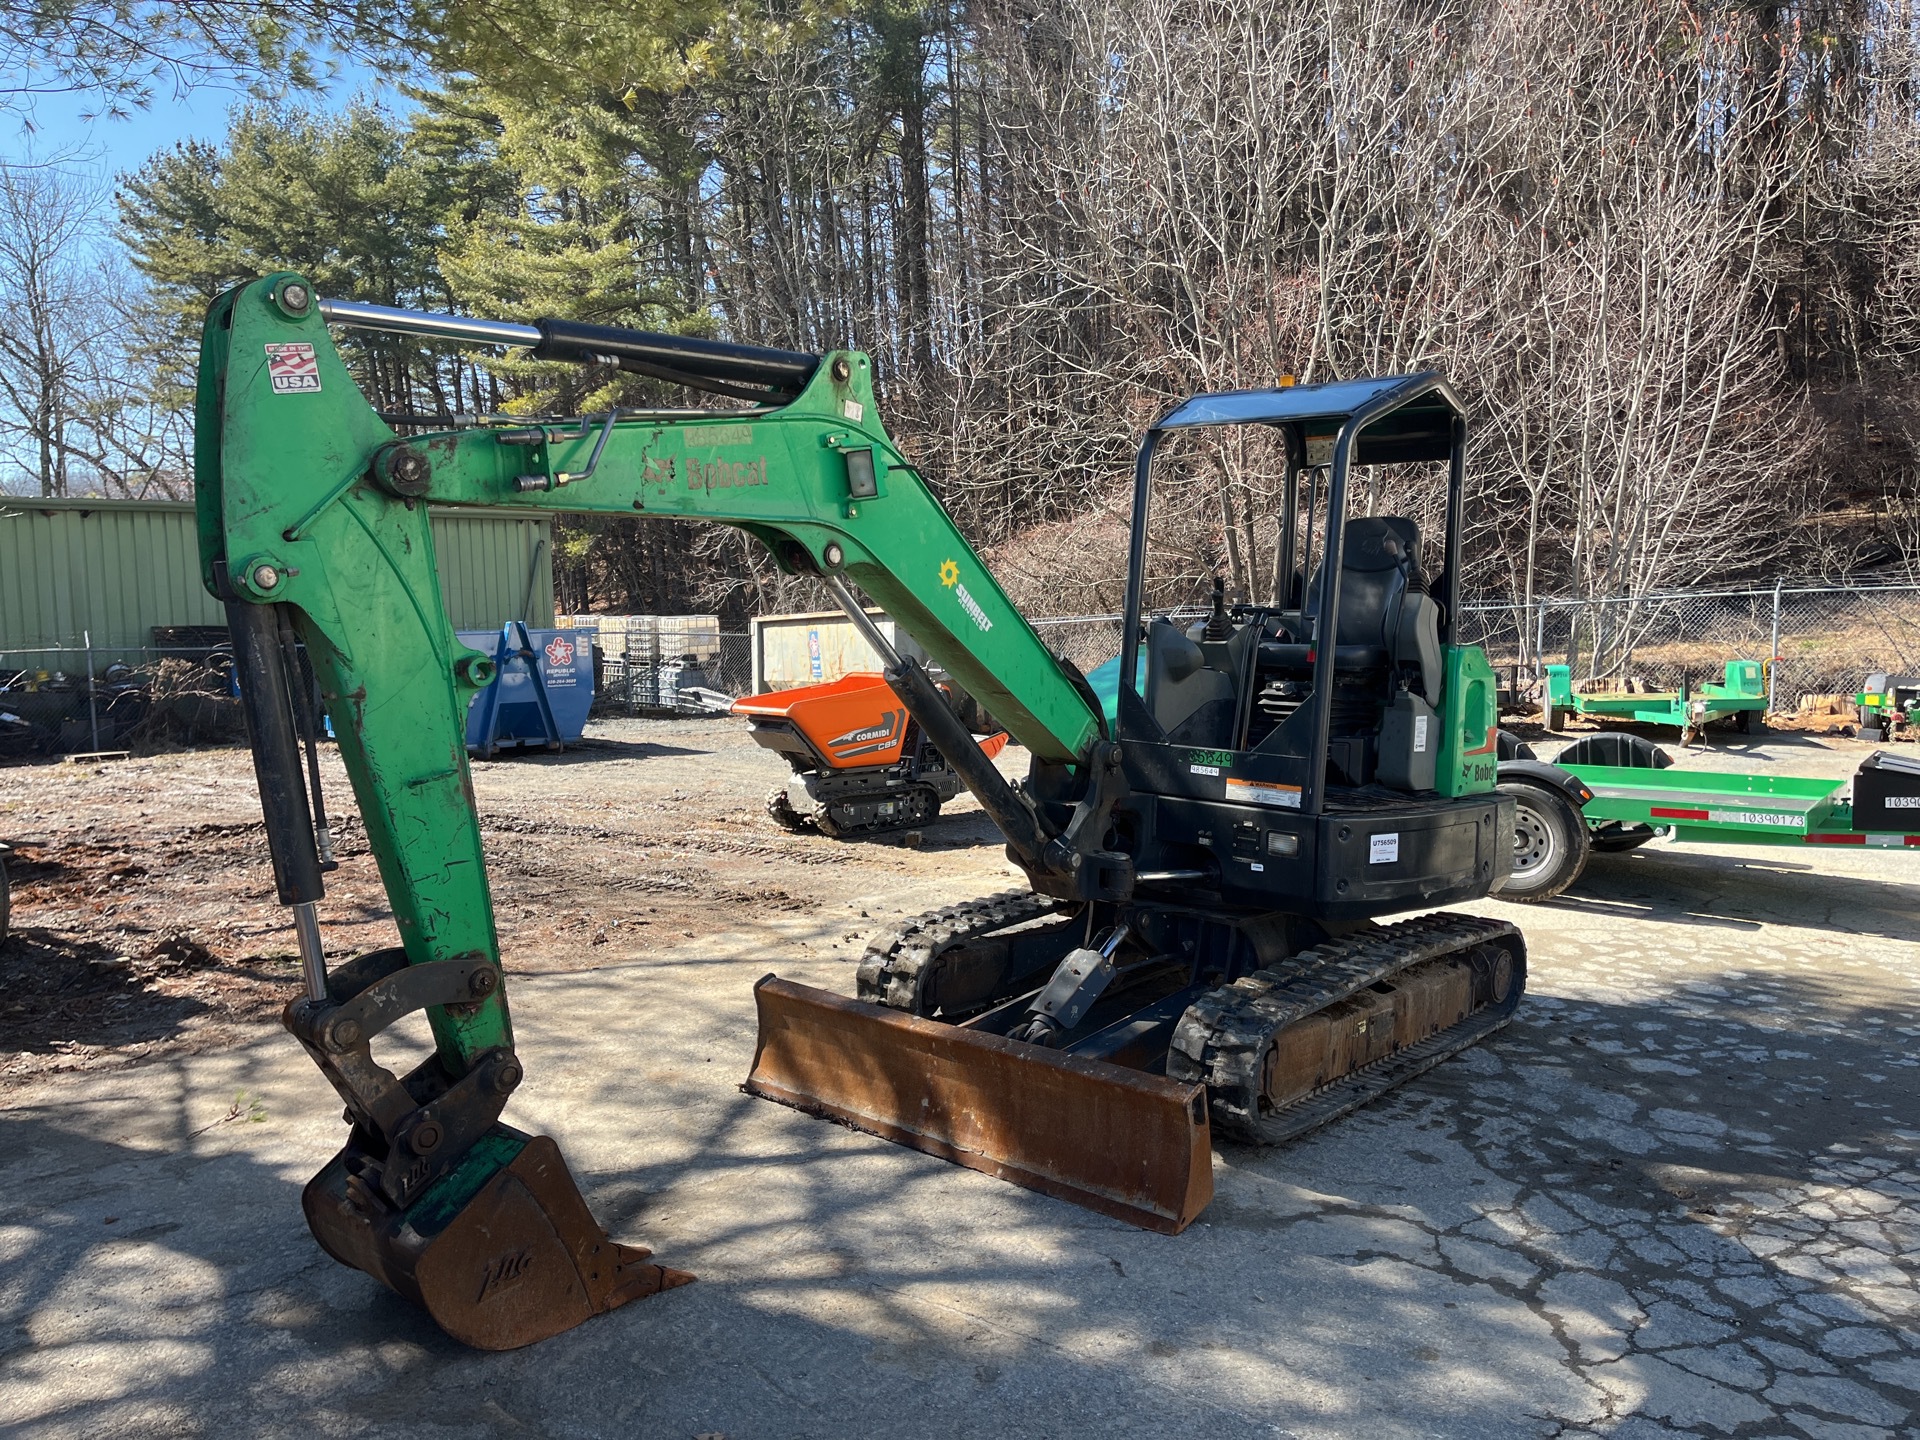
left=303, top=1125, right=693, bottom=1350
left=745, top=976, right=1213, bottom=1233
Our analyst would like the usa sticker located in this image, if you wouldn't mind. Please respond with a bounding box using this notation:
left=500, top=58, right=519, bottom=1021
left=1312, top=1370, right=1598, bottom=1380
left=266, top=342, right=321, bottom=393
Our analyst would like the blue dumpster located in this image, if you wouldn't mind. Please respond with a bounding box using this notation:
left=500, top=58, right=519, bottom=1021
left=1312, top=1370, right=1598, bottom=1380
left=456, top=623, right=595, bottom=757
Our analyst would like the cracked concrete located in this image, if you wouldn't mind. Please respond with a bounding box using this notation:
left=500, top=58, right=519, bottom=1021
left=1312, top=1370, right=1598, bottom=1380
left=2, top=732, right=1918, bottom=1437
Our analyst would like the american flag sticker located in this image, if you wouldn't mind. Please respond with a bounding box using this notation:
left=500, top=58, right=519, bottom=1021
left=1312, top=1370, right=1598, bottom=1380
left=265, top=342, right=322, bottom=394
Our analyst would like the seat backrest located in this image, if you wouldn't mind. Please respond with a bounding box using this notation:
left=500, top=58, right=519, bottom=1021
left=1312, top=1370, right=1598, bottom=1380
left=1306, top=517, right=1418, bottom=648
left=1307, top=516, right=1441, bottom=703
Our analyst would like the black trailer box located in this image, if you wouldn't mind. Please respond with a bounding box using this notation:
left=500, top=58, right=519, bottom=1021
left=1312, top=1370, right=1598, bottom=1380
left=1851, top=749, right=1920, bottom=832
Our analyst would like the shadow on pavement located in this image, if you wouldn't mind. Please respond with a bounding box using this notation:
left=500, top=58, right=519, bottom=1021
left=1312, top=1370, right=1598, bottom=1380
left=1, top=937, right=1914, bottom=1438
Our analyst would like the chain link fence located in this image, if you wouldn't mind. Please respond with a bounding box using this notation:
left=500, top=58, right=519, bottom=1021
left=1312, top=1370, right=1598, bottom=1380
left=10, top=582, right=1918, bottom=756
left=1456, top=583, right=1920, bottom=709
left=1, top=637, right=244, bottom=758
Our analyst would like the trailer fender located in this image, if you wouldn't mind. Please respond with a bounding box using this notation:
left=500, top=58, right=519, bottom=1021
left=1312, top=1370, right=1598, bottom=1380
left=1496, top=759, right=1593, bottom=809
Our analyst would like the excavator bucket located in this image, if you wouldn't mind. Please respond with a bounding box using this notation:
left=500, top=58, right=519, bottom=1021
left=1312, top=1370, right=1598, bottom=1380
left=302, top=1126, right=694, bottom=1350
left=745, top=977, right=1213, bottom=1232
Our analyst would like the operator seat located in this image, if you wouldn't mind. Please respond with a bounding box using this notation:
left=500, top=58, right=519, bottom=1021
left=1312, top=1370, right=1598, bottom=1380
left=1304, top=516, right=1443, bottom=704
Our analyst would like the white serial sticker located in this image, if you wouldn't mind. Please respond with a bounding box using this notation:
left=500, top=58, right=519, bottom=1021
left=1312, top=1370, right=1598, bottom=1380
left=266, top=342, right=321, bottom=393
left=1716, top=810, right=1800, bottom=827
left=842, top=399, right=864, bottom=422
left=1190, top=764, right=1219, bottom=777
left=1413, top=714, right=1429, bottom=753
left=1370, top=832, right=1400, bottom=864
left=1225, top=777, right=1302, bottom=809
left=1885, top=796, right=1920, bottom=809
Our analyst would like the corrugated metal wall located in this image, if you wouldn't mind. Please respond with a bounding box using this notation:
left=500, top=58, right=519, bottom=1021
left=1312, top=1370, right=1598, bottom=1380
left=0, top=498, right=553, bottom=657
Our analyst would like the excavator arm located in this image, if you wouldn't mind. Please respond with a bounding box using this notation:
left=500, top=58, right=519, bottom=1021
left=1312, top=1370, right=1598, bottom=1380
left=196, top=273, right=1109, bottom=1347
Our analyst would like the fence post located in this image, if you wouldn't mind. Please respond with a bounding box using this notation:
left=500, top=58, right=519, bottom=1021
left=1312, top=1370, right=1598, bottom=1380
left=1768, top=579, right=1782, bottom=714
left=84, top=629, right=101, bottom=752
left=1535, top=600, right=1547, bottom=676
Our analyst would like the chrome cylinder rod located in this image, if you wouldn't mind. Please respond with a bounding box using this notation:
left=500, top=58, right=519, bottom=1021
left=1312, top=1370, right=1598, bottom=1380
left=292, top=900, right=328, bottom=1003
left=317, top=298, right=540, bottom=349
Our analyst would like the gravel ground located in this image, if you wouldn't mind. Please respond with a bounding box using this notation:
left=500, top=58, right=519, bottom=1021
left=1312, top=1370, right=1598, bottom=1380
left=0, top=719, right=1915, bottom=1438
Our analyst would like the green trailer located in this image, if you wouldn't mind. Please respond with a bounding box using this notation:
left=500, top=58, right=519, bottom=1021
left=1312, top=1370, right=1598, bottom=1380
left=1543, top=659, right=1768, bottom=742
left=1854, top=672, right=1920, bottom=742
left=1492, top=731, right=1920, bottom=899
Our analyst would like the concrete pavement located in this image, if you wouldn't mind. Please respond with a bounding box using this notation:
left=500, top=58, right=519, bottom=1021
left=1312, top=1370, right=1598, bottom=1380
left=3, top=832, right=1918, bottom=1438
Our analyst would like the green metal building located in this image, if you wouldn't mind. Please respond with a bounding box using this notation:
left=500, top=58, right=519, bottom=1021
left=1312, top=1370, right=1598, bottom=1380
left=0, top=496, right=554, bottom=664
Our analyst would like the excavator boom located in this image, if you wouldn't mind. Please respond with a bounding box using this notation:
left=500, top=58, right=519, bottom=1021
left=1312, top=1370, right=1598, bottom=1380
left=200, top=275, right=1519, bottom=1348
left=197, top=274, right=1114, bottom=1346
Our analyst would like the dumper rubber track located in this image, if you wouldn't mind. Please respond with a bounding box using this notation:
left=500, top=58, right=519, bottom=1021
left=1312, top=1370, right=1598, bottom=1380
left=765, top=786, right=811, bottom=833
left=815, top=784, right=940, bottom=838
left=856, top=888, right=1073, bottom=1014
left=1168, top=912, right=1525, bottom=1144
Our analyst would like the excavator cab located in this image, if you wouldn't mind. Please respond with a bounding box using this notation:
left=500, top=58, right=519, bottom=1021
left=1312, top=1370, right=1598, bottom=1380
left=751, top=374, right=1523, bottom=1231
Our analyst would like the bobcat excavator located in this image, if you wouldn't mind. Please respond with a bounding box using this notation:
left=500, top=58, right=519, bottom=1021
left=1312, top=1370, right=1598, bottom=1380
left=199, top=272, right=1520, bottom=1351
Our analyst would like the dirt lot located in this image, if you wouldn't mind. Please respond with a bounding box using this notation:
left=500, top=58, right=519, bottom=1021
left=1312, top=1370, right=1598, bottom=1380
left=0, top=718, right=1022, bottom=1083
left=2, top=719, right=1917, bottom=1438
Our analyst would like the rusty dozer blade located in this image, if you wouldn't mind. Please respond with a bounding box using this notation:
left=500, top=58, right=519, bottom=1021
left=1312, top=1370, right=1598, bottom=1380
left=303, top=1124, right=693, bottom=1350
left=745, top=976, right=1213, bottom=1232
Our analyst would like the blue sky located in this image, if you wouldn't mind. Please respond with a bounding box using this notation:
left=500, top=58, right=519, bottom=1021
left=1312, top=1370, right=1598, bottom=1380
left=2, top=56, right=407, bottom=179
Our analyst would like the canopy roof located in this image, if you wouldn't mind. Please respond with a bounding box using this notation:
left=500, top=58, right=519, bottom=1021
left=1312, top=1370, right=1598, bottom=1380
left=1152, top=372, right=1462, bottom=465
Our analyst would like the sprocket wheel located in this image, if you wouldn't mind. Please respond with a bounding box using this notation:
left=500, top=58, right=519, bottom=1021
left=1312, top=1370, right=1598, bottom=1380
left=764, top=785, right=813, bottom=834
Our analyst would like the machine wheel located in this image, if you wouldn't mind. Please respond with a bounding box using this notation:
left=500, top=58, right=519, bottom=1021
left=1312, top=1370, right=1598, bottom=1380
left=765, top=785, right=812, bottom=834
left=1735, top=707, right=1757, bottom=734
left=1496, top=780, right=1590, bottom=901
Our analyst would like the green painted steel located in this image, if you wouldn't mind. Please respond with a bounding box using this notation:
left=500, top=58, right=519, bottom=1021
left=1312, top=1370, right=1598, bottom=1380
left=0, top=496, right=552, bottom=656
left=195, top=269, right=1103, bottom=1094
left=1436, top=645, right=1501, bottom=797
left=1561, top=761, right=1878, bottom=845
left=1545, top=659, right=1767, bottom=733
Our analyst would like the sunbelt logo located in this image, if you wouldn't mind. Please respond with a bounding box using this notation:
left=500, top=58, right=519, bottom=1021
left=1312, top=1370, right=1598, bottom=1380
left=940, top=558, right=993, bottom=633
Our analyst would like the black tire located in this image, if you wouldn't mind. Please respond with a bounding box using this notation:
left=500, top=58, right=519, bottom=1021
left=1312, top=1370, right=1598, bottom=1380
left=1735, top=707, right=1757, bottom=734
left=1556, top=732, right=1672, bottom=769
left=1590, top=823, right=1657, bottom=854
left=1495, top=780, right=1590, bottom=901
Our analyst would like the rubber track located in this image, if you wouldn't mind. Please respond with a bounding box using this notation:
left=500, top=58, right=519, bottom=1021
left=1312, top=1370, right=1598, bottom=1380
left=816, top=784, right=939, bottom=838
left=855, top=888, right=1065, bottom=1013
left=1166, top=912, right=1526, bottom=1144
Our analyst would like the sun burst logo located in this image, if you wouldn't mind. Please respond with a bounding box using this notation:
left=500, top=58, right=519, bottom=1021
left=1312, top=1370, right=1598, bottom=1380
left=939, top=558, right=959, bottom=588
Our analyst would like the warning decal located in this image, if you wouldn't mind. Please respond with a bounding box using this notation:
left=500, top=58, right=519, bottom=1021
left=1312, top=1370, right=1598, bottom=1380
left=266, top=342, right=322, bottom=394
left=1225, top=776, right=1302, bottom=809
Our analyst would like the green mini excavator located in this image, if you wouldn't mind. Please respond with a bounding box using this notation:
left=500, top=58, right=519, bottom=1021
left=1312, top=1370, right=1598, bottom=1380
left=198, top=273, right=1521, bottom=1350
